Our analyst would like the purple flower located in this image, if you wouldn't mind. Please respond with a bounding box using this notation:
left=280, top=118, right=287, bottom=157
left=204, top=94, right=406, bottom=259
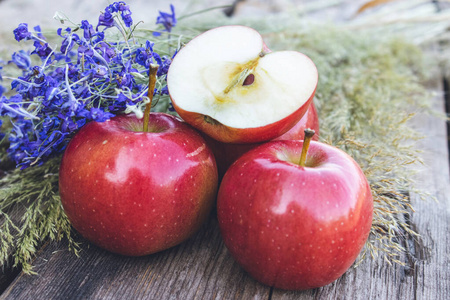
left=121, top=9, right=133, bottom=27
left=114, top=68, right=134, bottom=89
left=0, top=95, right=24, bottom=118
left=114, top=1, right=133, bottom=27
left=89, top=107, right=115, bottom=121
left=13, top=23, right=32, bottom=41
left=33, top=25, right=45, bottom=40
left=9, top=50, right=31, bottom=69
left=80, top=20, right=96, bottom=40
left=77, top=45, right=94, bottom=63
left=31, top=41, right=53, bottom=60
left=114, top=1, right=129, bottom=12
left=154, top=4, right=176, bottom=35
left=95, top=42, right=117, bottom=63
left=153, top=53, right=171, bottom=76
left=0, top=119, right=4, bottom=140
left=92, top=31, right=105, bottom=44
left=97, top=10, right=115, bottom=30
left=3, top=1, right=175, bottom=169
left=160, top=85, right=169, bottom=96
left=97, top=2, right=133, bottom=29
left=58, top=28, right=77, bottom=54
left=88, top=65, right=109, bottom=79
left=135, top=41, right=154, bottom=67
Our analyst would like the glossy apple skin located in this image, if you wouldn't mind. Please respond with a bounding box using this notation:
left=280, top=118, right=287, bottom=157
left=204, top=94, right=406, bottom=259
left=206, top=101, right=319, bottom=179
left=217, top=140, right=373, bottom=290
left=59, top=113, right=218, bottom=256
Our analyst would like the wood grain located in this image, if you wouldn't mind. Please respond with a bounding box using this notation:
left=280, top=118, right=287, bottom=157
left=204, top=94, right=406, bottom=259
left=0, top=214, right=271, bottom=300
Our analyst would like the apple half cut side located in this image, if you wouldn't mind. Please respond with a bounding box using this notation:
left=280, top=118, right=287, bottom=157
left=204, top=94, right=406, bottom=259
left=167, top=25, right=318, bottom=144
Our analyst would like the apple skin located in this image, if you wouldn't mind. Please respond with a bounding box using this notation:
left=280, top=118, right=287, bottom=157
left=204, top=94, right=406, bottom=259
left=217, top=140, right=373, bottom=290
left=205, top=101, right=320, bottom=179
left=59, top=113, right=218, bottom=256
left=171, top=91, right=315, bottom=144
left=273, top=101, right=319, bottom=141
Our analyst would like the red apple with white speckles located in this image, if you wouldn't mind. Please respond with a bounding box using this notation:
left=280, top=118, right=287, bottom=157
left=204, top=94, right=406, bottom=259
left=217, top=135, right=373, bottom=290
left=59, top=113, right=218, bottom=256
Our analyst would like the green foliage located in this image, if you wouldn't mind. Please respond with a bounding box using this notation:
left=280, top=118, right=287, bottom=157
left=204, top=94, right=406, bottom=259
left=0, top=158, right=80, bottom=274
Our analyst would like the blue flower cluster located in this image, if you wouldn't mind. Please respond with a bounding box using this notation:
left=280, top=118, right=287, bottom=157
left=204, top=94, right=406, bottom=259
left=154, top=4, right=177, bottom=36
left=0, top=2, right=177, bottom=169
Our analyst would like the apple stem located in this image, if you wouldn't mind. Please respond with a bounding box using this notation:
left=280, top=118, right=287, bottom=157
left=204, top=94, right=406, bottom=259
left=299, top=129, right=315, bottom=167
left=143, top=64, right=159, bottom=132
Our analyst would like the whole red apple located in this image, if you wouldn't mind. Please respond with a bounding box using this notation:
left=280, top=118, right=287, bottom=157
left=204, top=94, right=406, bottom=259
left=206, top=101, right=320, bottom=178
left=167, top=25, right=318, bottom=143
left=217, top=139, right=373, bottom=290
left=59, top=113, right=218, bottom=256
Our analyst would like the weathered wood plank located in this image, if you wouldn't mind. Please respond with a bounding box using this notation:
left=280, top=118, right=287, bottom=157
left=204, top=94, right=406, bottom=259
left=0, top=214, right=271, bottom=300
left=407, top=77, right=450, bottom=299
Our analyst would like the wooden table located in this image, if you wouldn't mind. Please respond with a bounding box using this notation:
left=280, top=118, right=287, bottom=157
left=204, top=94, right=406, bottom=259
left=1, top=1, right=449, bottom=299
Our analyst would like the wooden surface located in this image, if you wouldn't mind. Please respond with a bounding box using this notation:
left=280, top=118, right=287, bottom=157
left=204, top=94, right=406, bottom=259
left=1, top=1, right=450, bottom=299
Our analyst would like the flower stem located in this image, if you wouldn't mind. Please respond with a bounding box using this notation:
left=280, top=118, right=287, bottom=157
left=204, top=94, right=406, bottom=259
left=299, top=129, right=315, bottom=167
left=143, top=65, right=159, bottom=132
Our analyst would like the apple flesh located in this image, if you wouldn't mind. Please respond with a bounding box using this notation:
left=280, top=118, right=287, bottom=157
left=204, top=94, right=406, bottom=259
left=206, top=101, right=319, bottom=178
left=217, top=140, right=373, bottom=290
left=167, top=25, right=318, bottom=144
left=59, top=113, right=218, bottom=256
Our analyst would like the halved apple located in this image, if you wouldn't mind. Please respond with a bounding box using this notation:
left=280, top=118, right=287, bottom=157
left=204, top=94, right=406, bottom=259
left=167, top=25, right=318, bottom=144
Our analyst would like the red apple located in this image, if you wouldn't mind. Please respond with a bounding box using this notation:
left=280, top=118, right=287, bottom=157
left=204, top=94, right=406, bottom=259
left=167, top=25, right=318, bottom=144
left=217, top=138, right=373, bottom=290
left=59, top=113, right=218, bottom=256
left=273, top=100, right=319, bottom=141
left=206, top=101, right=320, bottom=178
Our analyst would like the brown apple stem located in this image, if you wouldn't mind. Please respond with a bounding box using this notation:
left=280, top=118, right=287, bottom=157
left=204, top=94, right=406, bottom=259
left=143, top=64, right=159, bottom=132
left=299, top=129, right=315, bottom=167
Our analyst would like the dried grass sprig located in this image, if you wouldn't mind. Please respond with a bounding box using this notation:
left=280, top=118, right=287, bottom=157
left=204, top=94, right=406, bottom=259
left=0, top=158, right=80, bottom=274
